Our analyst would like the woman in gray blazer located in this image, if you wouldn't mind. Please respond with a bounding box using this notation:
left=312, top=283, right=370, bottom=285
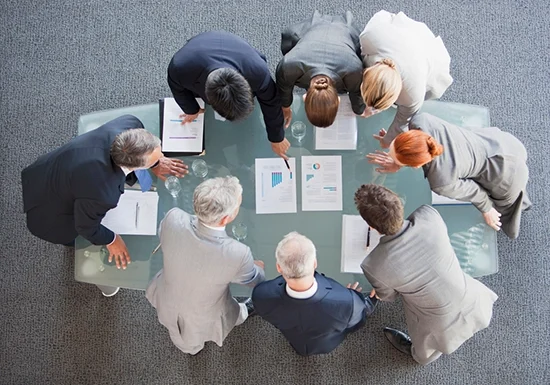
left=367, top=113, right=531, bottom=239
left=276, top=10, right=366, bottom=128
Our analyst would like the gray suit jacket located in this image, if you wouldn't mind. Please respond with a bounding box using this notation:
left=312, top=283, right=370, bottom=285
left=146, top=208, right=265, bottom=354
left=362, top=205, right=498, bottom=365
left=413, top=113, right=530, bottom=239
left=276, top=11, right=366, bottom=115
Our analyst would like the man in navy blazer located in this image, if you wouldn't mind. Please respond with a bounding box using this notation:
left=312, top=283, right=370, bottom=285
left=21, top=115, right=186, bottom=277
left=167, top=31, right=291, bottom=159
left=252, top=232, right=378, bottom=356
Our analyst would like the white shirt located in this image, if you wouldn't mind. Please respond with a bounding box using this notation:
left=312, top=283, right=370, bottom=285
left=120, top=166, right=132, bottom=176
left=202, top=223, right=226, bottom=231
left=286, top=279, right=318, bottom=299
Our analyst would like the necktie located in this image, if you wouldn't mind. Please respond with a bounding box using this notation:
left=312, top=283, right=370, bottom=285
left=133, top=169, right=153, bottom=192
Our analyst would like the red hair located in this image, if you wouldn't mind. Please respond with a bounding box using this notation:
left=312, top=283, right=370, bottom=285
left=393, top=130, right=444, bottom=167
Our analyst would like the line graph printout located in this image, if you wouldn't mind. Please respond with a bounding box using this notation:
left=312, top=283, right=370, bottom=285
left=255, top=158, right=297, bottom=214
left=301, top=155, right=343, bottom=211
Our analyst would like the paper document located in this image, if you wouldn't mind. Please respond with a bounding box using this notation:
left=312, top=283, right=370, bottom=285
left=161, top=97, right=204, bottom=153
left=341, top=215, right=381, bottom=274
left=101, top=190, right=159, bottom=235
left=315, top=97, right=358, bottom=150
left=255, top=158, right=297, bottom=214
left=301, top=155, right=343, bottom=211
left=431, top=192, right=471, bottom=206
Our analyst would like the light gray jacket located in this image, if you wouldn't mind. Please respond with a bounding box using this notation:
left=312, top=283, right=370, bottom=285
left=362, top=205, right=498, bottom=364
left=146, top=208, right=265, bottom=354
left=413, top=113, right=530, bottom=239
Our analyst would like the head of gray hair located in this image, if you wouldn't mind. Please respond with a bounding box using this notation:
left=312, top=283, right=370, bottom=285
left=193, top=176, right=243, bottom=226
left=110, top=129, right=161, bottom=168
left=276, top=232, right=317, bottom=279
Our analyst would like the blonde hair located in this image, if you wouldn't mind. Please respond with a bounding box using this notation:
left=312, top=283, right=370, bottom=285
left=361, top=58, right=402, bottom=110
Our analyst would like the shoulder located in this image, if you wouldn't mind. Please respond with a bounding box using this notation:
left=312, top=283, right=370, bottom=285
left=409, top=113, right=440, bottom=131
left=100, top=115, right=144, bottom=130
left=252, top=276, right=285, bottom=300
left=410, top=204, right=443, bottom=223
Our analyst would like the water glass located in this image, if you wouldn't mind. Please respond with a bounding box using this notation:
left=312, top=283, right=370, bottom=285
left=291, top=121, right=306, bottom=143
left=165, top=176, right=182, bottom=198
left=232, top=222, right=248, bottom=242
left=192, top=159, right=208, bottom=178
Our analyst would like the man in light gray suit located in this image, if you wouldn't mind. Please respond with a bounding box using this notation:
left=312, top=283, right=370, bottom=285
left=355, top=184, right=498, bottom=365
left=146, top=176, right=265, bottom=355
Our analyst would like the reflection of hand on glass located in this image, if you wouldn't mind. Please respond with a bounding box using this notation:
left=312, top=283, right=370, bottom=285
left=366, top=150, right=401, bottom=173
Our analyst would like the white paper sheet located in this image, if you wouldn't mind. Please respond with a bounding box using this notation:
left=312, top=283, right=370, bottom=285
left=101, top=190, right=159, bottom=235
left=301, top=155, right=343, bottom=211
left=161, top=97, right=204, bottom=153
left=314, top=97, right=358, bottom=150
left=341, top=215, right=381, bottom=274
left=431, top=191, right=471, bottom=206
left=255, top=158, right=297, bottom=214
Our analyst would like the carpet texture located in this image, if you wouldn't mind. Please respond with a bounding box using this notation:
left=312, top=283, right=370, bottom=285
left=1, top=1, right=549, bottom=384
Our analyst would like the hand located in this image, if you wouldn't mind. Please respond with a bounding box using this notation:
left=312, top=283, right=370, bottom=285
left=271, top=138, right=291, bottom=160
left=366, top=150, right=401, bottom=173
left=373, top=128, right=390, bottom=149
left=150, top=156, right=188, bottom=181
left=106, top=234, right=130, bottom=270
left=360, top=108, right=378, bottom=118
left=483, top=208, right=502, bottom=231
left=369, top=288, right=380, bottom=299
left=347, top=282, right=363, bottom=293
left=254, top=260, right=265, bottom=269
left=179, top=108, right=205, bottom=124
left=282, top=107, right=292, bottom=128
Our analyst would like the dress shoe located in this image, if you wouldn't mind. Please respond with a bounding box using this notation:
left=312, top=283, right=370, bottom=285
left=102, top=287, right=120, bottom=297
left=243, top=298, right=256, bottom=317
left=383, top=327, right=412, bottom=356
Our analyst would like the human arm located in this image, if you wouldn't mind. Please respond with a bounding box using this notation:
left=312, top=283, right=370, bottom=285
left=167, top=67, right=201, bottom=115
left=275, top=57, right=301, bottom=109
left=253, top=71, right=286, bottom=143
left=232, top=247, right=265, bottom=288
left=344, top=68, right=366, bottom=115
left=361, top=265, right=398, bottom=302
left=346, top=282, right=368, bottom=329
left=149, top=156, right=188, bottom=181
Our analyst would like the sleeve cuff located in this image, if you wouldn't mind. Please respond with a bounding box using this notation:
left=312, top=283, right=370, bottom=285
left=107, top=234, right=116, bottom=246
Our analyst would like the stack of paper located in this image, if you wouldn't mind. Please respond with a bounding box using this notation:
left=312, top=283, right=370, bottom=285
left=431, top=191, right=471, bottom=206
left=301, top=155, right=343, bottom=211
left=161, top=97, right=204, bottom=153
left=341, top=215, right=381, bottom=274
left=101, top=190, right=159, bottom=235
left=314, top=97, right=358, bottom=150
left=254, top=158, right=297, bottom=214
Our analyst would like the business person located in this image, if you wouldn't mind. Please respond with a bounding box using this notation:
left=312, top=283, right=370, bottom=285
left=22, top=115, right=186, bottom=290
left=367, top=113, right=531, bottom=239
left=146, top=176, right=265, bottom=355
left=252, top=232, right=376, bottom=356
left=355, top=184, right=498, bottom=365
left=276, top=10, right=366, bottom=128
left=359, top=10, right=453, bottom=147
left=168, top=31, right=290, bottom=159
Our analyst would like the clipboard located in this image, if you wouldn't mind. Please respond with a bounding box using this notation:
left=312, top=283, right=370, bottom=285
left=159, top=98, right=206, bottom=157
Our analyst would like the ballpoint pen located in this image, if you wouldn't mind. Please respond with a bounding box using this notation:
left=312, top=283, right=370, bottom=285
left=151, top=243, right=161, bottom=257
left=366, top=227, right=371, bottom=249
left=284, top=158, right=291, bottom=171
left=135, top=202, right=139, bottom=228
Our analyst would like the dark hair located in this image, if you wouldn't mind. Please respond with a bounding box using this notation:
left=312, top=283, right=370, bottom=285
left=354, top=184, right=404, bottom=235
left=304, top=76, right=339, bottom=127
left=110, top=129, right=161, bottom=168
left=205, top=68, right=254, bottom=121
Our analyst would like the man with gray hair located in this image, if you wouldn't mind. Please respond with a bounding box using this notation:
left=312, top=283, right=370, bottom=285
left=146, top=176, right=265, bottom=355
left=22, top=114, right=186, bottom=296
left=252, top=232, right=377, bottom=356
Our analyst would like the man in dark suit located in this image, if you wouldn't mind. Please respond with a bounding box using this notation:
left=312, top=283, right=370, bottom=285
left=167, top=31, right=290, bottom=159
left=252, top=232, right=377, bottom=356
left=21, top=115, right=186, bottom=277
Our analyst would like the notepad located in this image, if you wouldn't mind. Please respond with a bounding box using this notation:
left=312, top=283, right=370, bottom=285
left=101, top=190, right=159, bottom=235
left=341, top=215, right=381, bottom=274
left=160, top=97, right=205, bottom=154
left=431, top=192, right=471, bottom=206
left=315, top=98, right=358, bottom=150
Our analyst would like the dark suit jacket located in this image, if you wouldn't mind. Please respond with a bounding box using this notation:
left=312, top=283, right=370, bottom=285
left=21, top=115, right=143, bottom=245
left=276, top=11, right=366, bottom=115
left=167, top=31, right=285, bottom=143
left=252, top=272, right=367, bottom=356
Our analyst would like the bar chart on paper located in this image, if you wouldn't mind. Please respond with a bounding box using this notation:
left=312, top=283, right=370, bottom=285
left=255, top=158, right=297, bottom=214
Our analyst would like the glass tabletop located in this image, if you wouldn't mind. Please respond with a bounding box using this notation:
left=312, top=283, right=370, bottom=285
left=75, top=99, right=497, bottom=295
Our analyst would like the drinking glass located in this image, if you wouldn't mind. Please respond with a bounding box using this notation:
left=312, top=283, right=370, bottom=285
left=291, top=121, right=306, bottom=143
left=192, top=159, right=208, bottom=178
left=232, top=222, right=248, bottom=242
left=164, top=176, right=182, bottom=198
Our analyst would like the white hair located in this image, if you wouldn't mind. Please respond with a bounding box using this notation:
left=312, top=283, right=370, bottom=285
left=193, top=176, right=243, bottom=226
left=275, top=232, right=316, bottom=279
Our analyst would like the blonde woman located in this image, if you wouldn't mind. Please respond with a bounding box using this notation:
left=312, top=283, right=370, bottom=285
left=360, top=10, right=453, bottom=148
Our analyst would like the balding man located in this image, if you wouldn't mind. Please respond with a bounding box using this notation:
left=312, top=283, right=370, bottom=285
left=252, top=232, right=377, bottom=356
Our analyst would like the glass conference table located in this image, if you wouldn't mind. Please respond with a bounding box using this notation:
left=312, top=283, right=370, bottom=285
left=75, top=99, right=498, bottom=296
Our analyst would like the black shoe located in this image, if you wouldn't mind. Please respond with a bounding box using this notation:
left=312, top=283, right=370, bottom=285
left=243, top=298, right=256, bottom=317
left=383, top=327, right=412, bottom=356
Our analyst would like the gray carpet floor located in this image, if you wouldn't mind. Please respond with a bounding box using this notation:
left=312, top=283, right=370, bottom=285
left=1, top=1, right=549, bottom=384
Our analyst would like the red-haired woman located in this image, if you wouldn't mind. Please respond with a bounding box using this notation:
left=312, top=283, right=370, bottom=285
left=367, top=113, right=530, bottom=239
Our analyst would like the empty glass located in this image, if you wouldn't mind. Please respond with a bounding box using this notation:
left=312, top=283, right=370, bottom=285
left=164, top=176, right=182, bottom=198
left=291, top=121, right=306, bottom=143
left=192, top=159, right=208, bottom=178
left=232, top=222, right=248, bottom=242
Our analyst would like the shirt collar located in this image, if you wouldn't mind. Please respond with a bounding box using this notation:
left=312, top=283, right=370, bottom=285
left=286, top=278, right=318, bottom=299
left=202, top=222, right=226, bottom=231
left=120, top=167, right=132, bottom=176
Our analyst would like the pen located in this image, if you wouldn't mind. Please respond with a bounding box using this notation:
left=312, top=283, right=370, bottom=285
left=284, top=159, right=291, bottom=170
left=135, top=202, right=140, bottom=228
left=366, top=227, right=371, bottom=249
left=151, top=243, right=161, bottom=257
